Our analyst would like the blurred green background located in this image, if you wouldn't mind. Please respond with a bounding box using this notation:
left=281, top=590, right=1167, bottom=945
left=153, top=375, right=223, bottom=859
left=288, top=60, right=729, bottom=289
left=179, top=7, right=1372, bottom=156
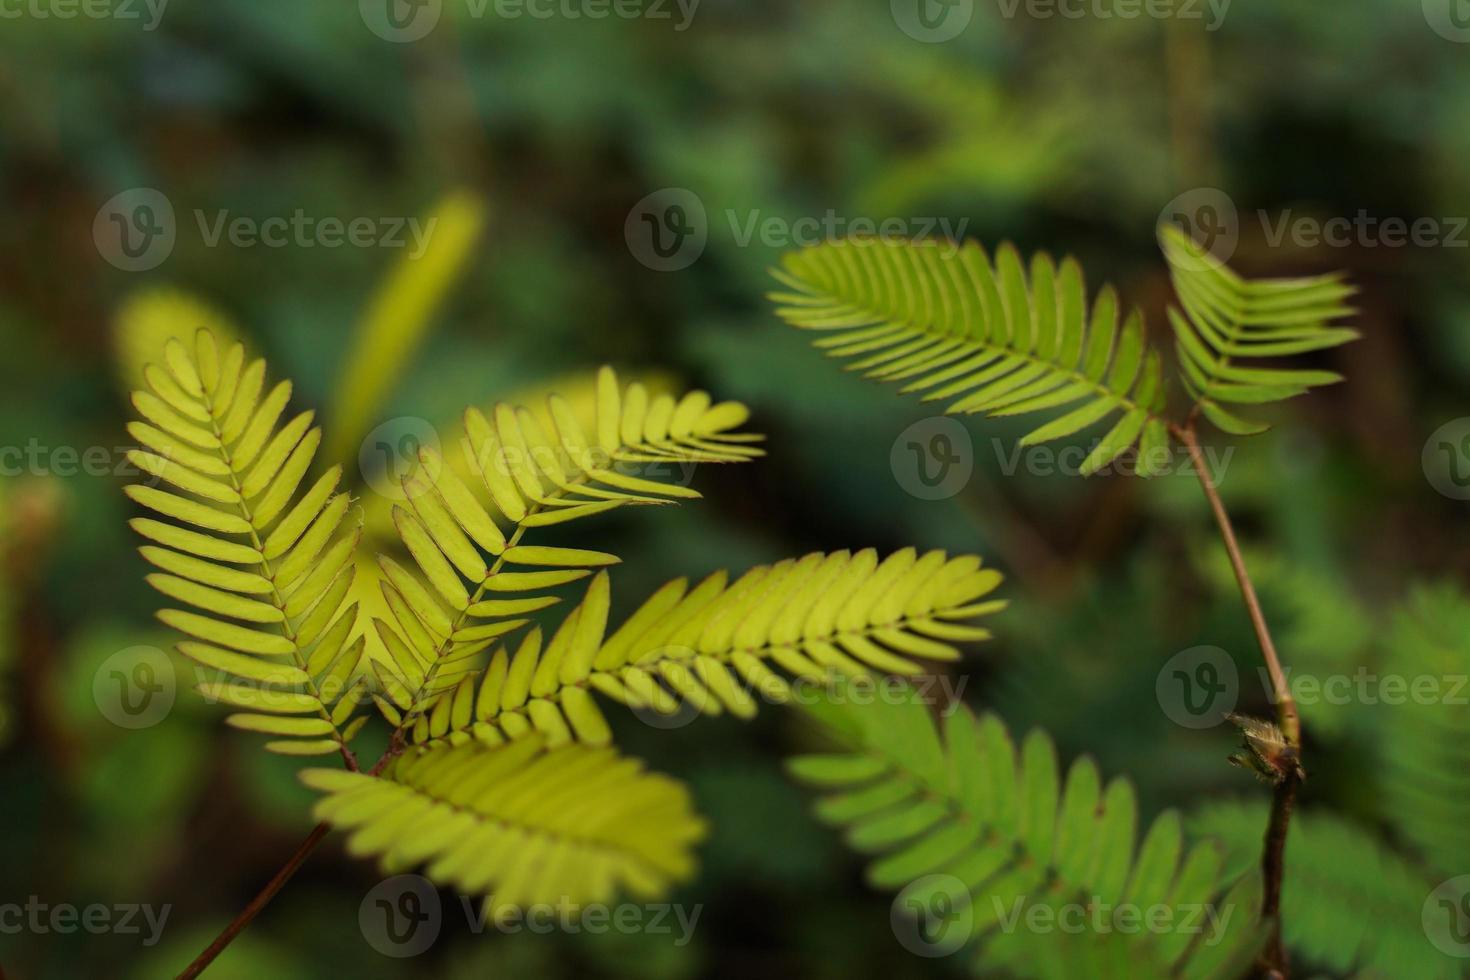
left=3, top=1, right=1470, bottom=977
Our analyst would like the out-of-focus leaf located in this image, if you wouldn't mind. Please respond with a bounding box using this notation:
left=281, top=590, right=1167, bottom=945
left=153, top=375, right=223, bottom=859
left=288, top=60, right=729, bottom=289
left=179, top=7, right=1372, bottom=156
left=113, top=288, right=243, bottom=393
left=326, top=191, right=488, bottom=464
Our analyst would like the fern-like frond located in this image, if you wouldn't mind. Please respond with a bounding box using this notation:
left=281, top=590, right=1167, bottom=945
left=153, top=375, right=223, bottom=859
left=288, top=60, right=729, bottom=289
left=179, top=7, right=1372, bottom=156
left=787, top=693, right=1266, bottom=979
left=768, top=238, right=1171, bottom=475
left=1189, top=800, right=1462, bottom=980
left=369, top=367, right=763, bottom=732
left=1160, top=224, right=1358, bottom=435
left=124, top=331, right=366, bottom=761
left=1373, top=583, right=1470, bottom=879
left=302, top=733, right=705, bottom=915
left=406, top=548, right=1002, bottom=751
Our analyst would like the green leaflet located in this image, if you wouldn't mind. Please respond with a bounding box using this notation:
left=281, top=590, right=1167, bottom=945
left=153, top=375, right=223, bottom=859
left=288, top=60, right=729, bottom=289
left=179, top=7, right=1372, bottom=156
left=325, top=190, right=488, bottom=466
left=302, top=734, right=707, bottom=914
left=768, top=238, right=1170, bottom=476
left=788, top=692, right=1267, bottom=980
left=400, top=549, right=1004, bottom=753
left=116, top=318, right=1091, bottom=956
left=1373, top=584, right=1470, bottom=879
left=1160, top=224, right=1357, bottom=434
left=769, top=231, right=1360, bottom=467
left=124, top=330, right=366, bottom=760
left=368, top=366, right=765, bottom=733
left=1189, top=800, right=1462, bottom=980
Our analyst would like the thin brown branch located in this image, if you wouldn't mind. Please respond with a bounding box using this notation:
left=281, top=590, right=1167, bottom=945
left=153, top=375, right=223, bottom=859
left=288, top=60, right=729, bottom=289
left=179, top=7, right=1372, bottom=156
left=1174, top=424, right=1300, bottom=745
left=1175, top=422, right=1301, bottom=980
left=175, top=822, right=331, bottom=980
